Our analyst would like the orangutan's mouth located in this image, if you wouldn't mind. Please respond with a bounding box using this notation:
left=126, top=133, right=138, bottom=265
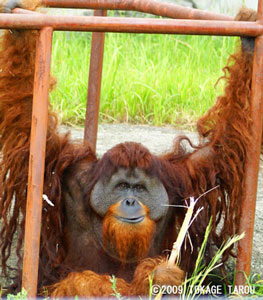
left=116, top=215, right=145, bottom=224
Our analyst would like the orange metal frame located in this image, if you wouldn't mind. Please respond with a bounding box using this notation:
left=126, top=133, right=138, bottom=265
left=0, top=0, right=262, bottom=297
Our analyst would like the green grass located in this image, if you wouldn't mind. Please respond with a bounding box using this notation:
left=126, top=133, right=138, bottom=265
left=50, top=32, right=237, bottom=128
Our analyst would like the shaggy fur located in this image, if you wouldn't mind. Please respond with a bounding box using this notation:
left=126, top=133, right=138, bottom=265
left=49, top=257, right=185, bottom=297
left=0, top=2, right=261, bottom=297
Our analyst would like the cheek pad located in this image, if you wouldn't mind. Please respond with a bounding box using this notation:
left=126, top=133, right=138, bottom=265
left=144, top=184, right=169, bottom=221
left=90, top=180, right=110, bottom=217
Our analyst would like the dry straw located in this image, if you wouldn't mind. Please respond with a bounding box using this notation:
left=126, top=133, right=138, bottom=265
left=154, top=186, right=219, bottom=300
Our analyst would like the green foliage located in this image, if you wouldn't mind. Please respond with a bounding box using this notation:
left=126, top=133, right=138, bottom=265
left=148, top=273, right=154, bottom=300
left=181, top=220, right=245, bottom=299
left=6, top=288, right=27, bottom=300
left=110, top=275, right=124, bottom=300
left=50, top=32, right=237, bottom=128
left=244, top=273, right=263, bottom=297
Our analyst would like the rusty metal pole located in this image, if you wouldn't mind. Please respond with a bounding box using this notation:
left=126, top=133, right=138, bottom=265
left=0, top=14, right=262, bottom=36
left=22, top=26, right=53, bottom=297
left=235, top=0, right=263, bottom=288
left=0, top=13, right=263, bottom=36
left=84, top=10, right=107, bottom=151
left=41, top=0, right=233, bottom=21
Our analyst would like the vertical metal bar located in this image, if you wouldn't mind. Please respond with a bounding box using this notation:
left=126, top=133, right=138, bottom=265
left=235, top=0, right=263, bottom=287
left=84, top=9, right=107, bottom=152
left=22, top=27, right=53, bottom=297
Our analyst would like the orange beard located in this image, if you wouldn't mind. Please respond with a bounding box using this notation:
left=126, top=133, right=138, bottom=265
left=102, top=203, right=155, bottom=263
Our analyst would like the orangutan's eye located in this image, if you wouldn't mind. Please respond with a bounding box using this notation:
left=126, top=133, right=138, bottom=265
left=134, top=184, right=146, bottom=192
left=116, top=182, right=130, bottom=190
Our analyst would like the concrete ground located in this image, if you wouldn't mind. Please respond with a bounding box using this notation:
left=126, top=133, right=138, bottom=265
left=64, top=123, right=263, bottom=276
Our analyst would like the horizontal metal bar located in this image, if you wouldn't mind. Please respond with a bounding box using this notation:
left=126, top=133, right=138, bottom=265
left=41, top=0, right=233, bottom=21
left=0, top=14, right=261, bottom=36
left=13, top=8, right=41, bottom=14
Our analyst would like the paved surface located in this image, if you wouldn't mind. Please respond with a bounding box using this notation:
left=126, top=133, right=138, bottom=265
left=64, top=123, right=263, bottom=276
